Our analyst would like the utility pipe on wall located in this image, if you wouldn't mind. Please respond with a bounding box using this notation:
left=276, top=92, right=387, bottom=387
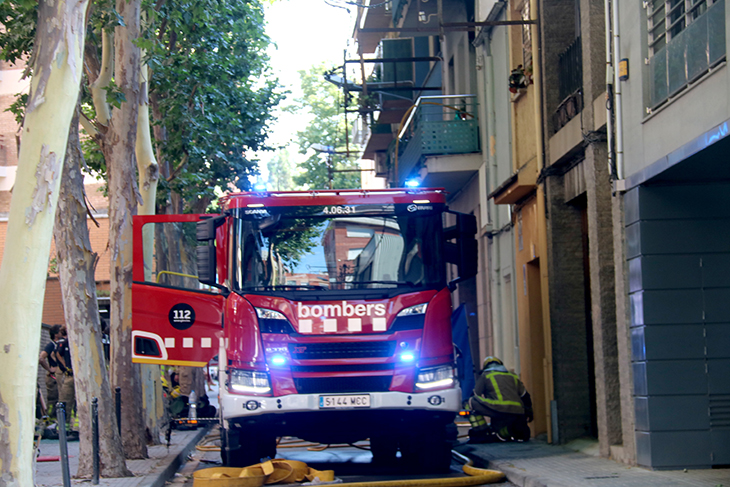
left=611, top=0, right=625, bottom=181
left=604, top=0, right=616, bottom=180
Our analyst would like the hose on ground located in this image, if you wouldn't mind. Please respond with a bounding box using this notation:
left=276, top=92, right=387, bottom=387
left=193, top=435, right=506, bottom=486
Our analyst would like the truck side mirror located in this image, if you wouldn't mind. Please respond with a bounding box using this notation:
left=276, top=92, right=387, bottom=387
left=196, top=216, right=228, bottom=292
left=197, top=246, right=217, bottom=285
left=444, top=212, right=478, bottom=289
left=197, top=216, right=223, bottom=241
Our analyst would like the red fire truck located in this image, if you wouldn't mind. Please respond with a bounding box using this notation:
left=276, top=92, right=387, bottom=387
left=131, top=188, right=477, bottom=470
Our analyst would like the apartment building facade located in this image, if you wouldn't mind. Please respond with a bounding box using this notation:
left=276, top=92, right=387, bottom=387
left=353, top=0, right=730, bottom=469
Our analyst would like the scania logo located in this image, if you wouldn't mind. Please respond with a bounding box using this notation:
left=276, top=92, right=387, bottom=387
left=407, top=204, right=433, bottom=212
left=244, top=208, right=269, bottom=215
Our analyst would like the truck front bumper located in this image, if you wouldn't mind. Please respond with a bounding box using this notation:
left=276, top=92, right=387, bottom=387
left=220, top=387, right=461, bottom=444
left=220, top=386, right=461, bottom=422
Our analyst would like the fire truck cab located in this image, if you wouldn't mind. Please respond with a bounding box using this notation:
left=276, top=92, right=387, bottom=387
left=131, top=189, right=477, bottom=470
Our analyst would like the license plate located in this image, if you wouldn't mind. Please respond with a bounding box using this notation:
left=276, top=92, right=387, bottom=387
left=319, top=394, right=371, bottom=409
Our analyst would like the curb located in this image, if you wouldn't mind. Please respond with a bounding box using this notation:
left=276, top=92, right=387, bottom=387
left=455, top=444, right=549, bottom=487
left=139, top=427, right=211, bottom=487
left=486, top=459, right=548, bottom=487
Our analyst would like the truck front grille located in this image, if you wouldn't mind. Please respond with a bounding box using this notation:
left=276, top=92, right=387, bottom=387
left=293, top=376, right=393, bottom=394
left=288, top=341, right=396, bottom=360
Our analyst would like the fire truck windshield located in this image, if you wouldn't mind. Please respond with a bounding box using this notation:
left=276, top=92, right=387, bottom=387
left=232, top=207, right=445, bottom=295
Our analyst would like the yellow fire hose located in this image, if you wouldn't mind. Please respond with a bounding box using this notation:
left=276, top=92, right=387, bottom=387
left=192, top=437, right=505, bottom=487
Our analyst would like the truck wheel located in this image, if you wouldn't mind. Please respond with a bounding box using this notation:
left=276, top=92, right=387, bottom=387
left=370, top=435, right=398, bottom=465
left=222, top=428, right=277, bottom=468
left=401, top=423, right=455, bottom=473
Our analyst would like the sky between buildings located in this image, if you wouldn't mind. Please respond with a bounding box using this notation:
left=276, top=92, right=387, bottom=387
left=257, top=0, right=358, bottom=181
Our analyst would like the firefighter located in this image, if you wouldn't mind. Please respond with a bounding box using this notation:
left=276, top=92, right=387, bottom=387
left=467, top=356, right=533, bottom=443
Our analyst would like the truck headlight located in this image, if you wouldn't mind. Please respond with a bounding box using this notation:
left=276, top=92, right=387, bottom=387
left=256, top=307, right=295, bottom=334
left=415, top=365, right=455, bottom=391
left=228, top=369, right=271, bottom=394
left=255, top=308, right=287, bottom=320
left=397, top=303, right=428, bottom=316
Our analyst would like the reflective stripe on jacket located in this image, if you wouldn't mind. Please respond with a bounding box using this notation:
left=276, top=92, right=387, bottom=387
left=472, top=368, right=526, bottom=416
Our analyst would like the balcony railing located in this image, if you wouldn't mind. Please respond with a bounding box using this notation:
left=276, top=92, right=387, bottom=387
left=558, top=36, right=582, bottom=102
left=391, top=95, right=480, bottom=184
left=553, top=36, right=583, bottom=132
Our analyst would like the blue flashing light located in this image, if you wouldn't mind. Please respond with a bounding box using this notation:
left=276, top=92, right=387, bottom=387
left=253, top=183, right=267, bottom=192
left=400, top=352, right=416, bottom=363
left=405, top=179, right=420, bottom=188
left=270, top=355, right=286, bottom=366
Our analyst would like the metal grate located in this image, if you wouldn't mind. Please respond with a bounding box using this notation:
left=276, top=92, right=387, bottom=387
left=288, top=341, right=396, bottom=360
left=293, top=376, right=393, bottom=394
left=709, top=394, right=730, bottom=428
left=648, top=0, right=725, bottom=108
left=558, top=36, right=582, bottom=103
left=421, top=121, right=480, bottom=155
left=291, top=364, right=395, bottom=373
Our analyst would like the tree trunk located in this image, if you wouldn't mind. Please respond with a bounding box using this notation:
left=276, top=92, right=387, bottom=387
left=136, top=60, right=163, bottom=444
left=0, top=0, right=88, bottom=482
left=107, top=0, right=148, bottom=459
left=53, top=104, right=132, bottom=478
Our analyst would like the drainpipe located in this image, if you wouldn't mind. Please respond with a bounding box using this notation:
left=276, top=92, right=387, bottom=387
left=532, top=0, right=546, bottom=174
left=611, top=0, right=625, bottom=182
left=604, top=0, right=615, bottom=180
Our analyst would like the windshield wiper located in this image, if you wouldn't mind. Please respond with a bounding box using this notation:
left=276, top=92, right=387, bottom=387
left=346, top=280, right=416, bottom=287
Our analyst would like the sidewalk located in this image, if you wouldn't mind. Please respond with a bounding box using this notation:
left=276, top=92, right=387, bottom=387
left=457, top=438, right=730, bottom=487
left=34, top=427, right=208, bottom=487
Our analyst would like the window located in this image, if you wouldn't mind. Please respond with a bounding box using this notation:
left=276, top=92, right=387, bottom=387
left=348, top=248, right=365, bottom=260
left=346, top=226, right=374, bottom=238
left=141, top=221, right=208, bottom=291
left=647, top=0, right=725, bottom=108
left=649, top=0, right=714, bottom=54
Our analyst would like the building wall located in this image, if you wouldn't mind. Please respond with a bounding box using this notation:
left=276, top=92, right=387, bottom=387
left=626, top=182, right=730, bottom=468
left=0, top=215, right=111, bottom=285
left=618, top=0, right=729, bottom=178
left=475, top=4, right=521, bottom=374
left=0, top=59, right=28, bottom=170
left=543, top=176, right=595, bottom=444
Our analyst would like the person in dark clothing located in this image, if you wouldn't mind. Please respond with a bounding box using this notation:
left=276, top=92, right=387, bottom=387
left=39, top=324, right=64, bottom=416
left=467, top=356, right=533, bottom=443
left=54, top=327, right=76, bottom=431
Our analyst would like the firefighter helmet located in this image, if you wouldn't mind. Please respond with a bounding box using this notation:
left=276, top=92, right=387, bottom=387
left=482, top=356, right=503, bottom=369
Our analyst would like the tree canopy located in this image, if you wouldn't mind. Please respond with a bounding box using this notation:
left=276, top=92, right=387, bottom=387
left=143, top=0, right=282, bottom=211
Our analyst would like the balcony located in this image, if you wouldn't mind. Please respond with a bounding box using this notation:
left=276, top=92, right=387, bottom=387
left=390, top=95, right=481, bottom=192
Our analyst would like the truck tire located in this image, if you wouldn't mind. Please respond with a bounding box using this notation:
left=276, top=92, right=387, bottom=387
left=400, top=422, right=455, bottom=473
left=222, top=427, right=277, bottom=468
